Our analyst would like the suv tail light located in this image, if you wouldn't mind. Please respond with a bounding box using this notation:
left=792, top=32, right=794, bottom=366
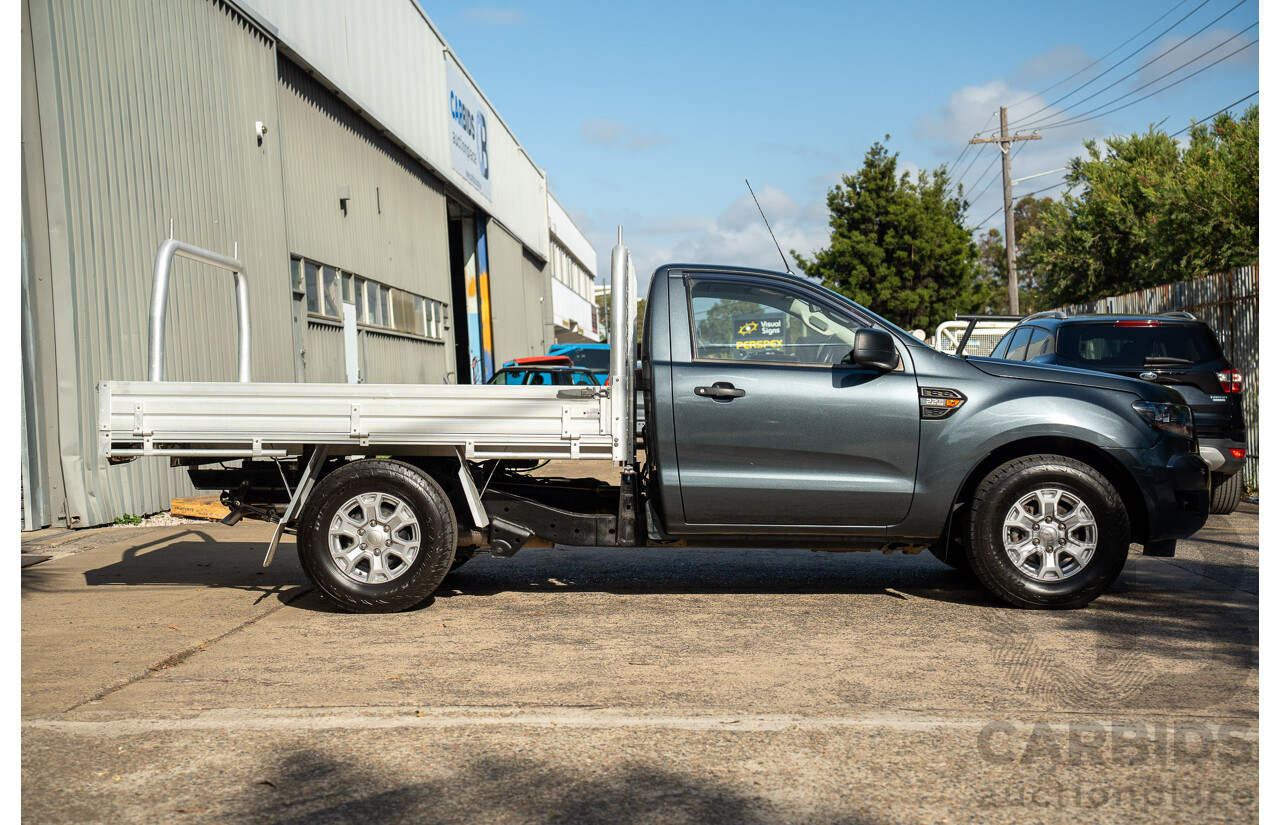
left=1216, top=369, right=1242, bottom=394
left=1115, top=319, right=1161, bottom=327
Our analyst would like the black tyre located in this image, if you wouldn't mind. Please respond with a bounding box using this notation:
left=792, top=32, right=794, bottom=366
left=297, top=459, right=457, bottom=613
left=1209, top=471, right=1243, bottom=515
left=966, top=455, right=1129, bottom=609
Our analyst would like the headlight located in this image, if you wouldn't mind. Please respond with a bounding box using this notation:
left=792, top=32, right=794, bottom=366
left=1132, top=400, right=1195, bottom=439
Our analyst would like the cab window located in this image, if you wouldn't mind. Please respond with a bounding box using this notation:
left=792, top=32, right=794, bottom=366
left=688, top=278, right=863, bottom=366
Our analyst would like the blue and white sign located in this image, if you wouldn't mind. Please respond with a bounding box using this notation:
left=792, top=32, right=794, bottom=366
left=446, top=59, right=492, bottom=201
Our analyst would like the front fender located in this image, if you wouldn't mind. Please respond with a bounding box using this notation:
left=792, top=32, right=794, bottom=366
left=897, top=366, right=1159, bottom=537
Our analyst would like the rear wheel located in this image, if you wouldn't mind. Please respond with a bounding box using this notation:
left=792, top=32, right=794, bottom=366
left=966, top=455, right=1129, bottom=609
left=1209, top=471, right=1243, bottom=515
left=297, top=459, right=457, bottom=613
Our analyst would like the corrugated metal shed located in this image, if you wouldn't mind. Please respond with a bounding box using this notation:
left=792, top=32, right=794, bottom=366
left=246, top=0, right=551, bottom=260
left=488, top=222, right=549, bottom=360
left=276, top=58, right=452, bottom=300
left=26, top=0, right=295, bottom=525
left=21, top=0, right=570, bottom=527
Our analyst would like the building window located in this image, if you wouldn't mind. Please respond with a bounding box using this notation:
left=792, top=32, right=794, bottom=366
left=549, top=240, right=597, bottom=303
left=294, top=254, right=447, bottom=340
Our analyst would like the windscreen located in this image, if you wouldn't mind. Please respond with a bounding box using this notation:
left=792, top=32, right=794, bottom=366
left=1056, top=324, right=1224, bottom=368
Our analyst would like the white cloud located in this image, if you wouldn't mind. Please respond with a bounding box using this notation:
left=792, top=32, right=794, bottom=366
left=897, top=160, right=923, bottom=182
left=585, top=184, right=834, bottom=286
left=913, top=79, right=1103, bottom=231
left=914, top=80, right=1015, bottom=148
left=1016, top=45, right=1094, bottom=80
left=1138, top=29, right=1259, bottom=87
left=580, top=118, right=673, bottom=151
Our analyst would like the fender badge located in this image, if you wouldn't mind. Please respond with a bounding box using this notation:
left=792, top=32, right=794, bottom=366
left=919, top=387, right=966, bottom=419
left=1139, top=371, right=1158, bottom=381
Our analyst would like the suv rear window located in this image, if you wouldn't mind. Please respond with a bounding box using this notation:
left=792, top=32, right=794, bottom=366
left=1056, top=324, right=1224, bottom=368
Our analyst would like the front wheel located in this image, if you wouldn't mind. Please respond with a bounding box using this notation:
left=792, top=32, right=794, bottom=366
left=966, top=455, right=1130, bottom=609
left=297, top=459, right=457, bottom=613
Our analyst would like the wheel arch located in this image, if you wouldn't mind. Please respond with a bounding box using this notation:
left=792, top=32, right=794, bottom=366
left=943, top=436, right=1148, bottom=549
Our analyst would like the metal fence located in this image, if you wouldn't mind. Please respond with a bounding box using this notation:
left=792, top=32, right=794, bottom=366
left=1056, top=266, right=1259, bottom=489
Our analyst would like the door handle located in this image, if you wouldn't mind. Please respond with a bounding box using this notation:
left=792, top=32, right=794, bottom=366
left=694, top=383, right=746, bottom=400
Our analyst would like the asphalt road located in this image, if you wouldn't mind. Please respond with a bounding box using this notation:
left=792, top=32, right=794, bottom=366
left=21, top=503, right=1258, bottom=824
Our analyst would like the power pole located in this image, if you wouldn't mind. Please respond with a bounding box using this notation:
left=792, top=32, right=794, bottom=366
left=970, top=106, right=1040, bottom=315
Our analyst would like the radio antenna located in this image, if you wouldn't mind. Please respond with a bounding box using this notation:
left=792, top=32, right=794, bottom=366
left=745, top=179, right=793, bottom=275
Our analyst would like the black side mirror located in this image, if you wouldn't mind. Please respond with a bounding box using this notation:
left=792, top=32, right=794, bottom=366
left=847, top=328, right=900, bottom=372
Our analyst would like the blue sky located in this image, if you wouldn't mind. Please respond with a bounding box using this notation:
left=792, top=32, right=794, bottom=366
left=424, top=1, right=1260, bottom=283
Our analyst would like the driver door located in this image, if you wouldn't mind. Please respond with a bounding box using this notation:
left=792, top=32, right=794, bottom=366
left=670, top=273, right=920, bottom=530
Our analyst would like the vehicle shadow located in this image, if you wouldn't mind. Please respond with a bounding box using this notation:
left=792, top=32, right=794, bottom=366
left=23, top=533, right=309, bottom=607
left=430, top=547, right=1001, bottom=605
left=216, top=747, right=890, bottom=825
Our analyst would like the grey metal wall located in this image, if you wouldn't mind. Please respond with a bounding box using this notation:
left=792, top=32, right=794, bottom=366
left=22, top=0, right=63, bottom=529
left=362, top=332, right=442, bottom=385
left=488, top=221, right=549, bottom=362
left=22, top=0, right=561, bottom=527
left=303, top=323, right=346, bottom=384
left=248, top=0, right=551, bottom=261
left=25, top=0, right=295, bottom=526
left=276, top=57, right=455, bottom=384
left=524, top=249, right=555, bottom=356
left=1057, top=267, right=1259, bottom=489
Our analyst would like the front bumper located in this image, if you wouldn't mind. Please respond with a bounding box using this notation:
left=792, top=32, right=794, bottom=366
left=1197, top=436, right=1248, bottom=475
left=1121, top=441, right=1209, bottom=552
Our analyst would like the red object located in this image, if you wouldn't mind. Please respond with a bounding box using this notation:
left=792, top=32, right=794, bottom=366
left=1216, top=368, right=1243, bottom=394
left=506, top=355, right=574, bottom=367
left=1230, top=447, right=1247, bottom=459
left=1114, top=319, right=1161, bottom=327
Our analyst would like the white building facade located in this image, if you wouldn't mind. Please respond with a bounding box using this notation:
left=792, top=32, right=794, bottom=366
left=547, top=194, right=600, bottom=343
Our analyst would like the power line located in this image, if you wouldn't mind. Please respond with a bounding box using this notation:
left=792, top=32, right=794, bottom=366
left=954, top=143, right=991, bottom=193
left=970, top=141, right=1028, bottom=205
left=1032, top=37, right=1258, bottom=132
left=1005, top=0, right=1190, bottom=111
left=961, top=149, right=1001, bottom=199
left=968, top=110, right=1042, bottom=313
left=1016, top=7, right=1254, bottom=131
left=944, top=110, right=1000, bottom=200
left=972, top=87, right=1258, bottom=228
left=974, top=178, right=1072, bottom=230
left=1004, top=0, right=1213, bottom=129
left=1171, top=90, right=1257, bottom=136
left=1023, top=21, right=1256, bottom=131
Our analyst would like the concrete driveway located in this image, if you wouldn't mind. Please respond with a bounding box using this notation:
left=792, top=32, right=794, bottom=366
left=21, top=505, right=1258, bottom=824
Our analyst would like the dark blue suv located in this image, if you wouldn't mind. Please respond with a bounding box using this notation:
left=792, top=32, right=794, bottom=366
left=986, top=311, right=1247, bottom=514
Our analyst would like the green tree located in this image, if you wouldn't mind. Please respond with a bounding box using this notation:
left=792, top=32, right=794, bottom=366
left=977, top=195, right=1055, bottom=313
left=1020, top=106, right=1258, bottom=307
left=794, top=139, right=992, bottom=331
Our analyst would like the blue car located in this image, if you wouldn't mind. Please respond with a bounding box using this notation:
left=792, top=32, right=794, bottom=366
left=548, top=343, right=610, bottom=377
